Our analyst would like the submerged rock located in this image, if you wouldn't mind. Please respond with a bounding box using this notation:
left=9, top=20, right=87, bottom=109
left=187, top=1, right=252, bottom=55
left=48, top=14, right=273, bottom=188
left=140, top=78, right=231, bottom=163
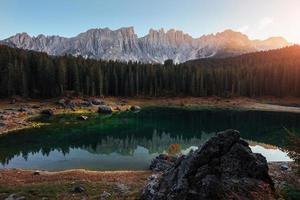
left=41, top=109, right=54, bottom=116
left=130, top=105, right=141, bottom=112
left=78, top=115, right=88, bottom=120
left=141, top=130, right=275, bottom=200
left=98, top=105, right=113, bottom=114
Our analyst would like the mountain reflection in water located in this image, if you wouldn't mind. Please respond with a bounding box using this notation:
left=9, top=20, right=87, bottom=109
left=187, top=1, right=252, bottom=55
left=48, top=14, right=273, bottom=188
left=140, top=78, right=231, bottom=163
left=0, top=107, right=299, bottom=171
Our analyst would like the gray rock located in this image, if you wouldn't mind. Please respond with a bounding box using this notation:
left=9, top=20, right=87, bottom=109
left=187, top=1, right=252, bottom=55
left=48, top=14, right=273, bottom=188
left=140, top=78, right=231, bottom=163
left=5, top=194, right=17, bottom=200
left=100, top=191, right=111, bottom=200
left=130, top=105, right=141, bottom=112
left=115, top=183, right=130, bottom=194
left=2, top=28, right=289, bottom=64
left=18, top=107, right=28, bottom=112
left=78, top=115, right=88, bottom=120
left=90, top=99, right=105, bottom=105
left=98, top=105, right=113, bottom=114
left=141, top=130, right=275, bottom=200
left=33, top=170, right=40, bottom=175
left=280, top=163, right=289, bottom=171
left=142, top=175, right=160, bottom=198
left=5, top=194, right=26, bottom=200
left=80, top=101, right=92, bottom=107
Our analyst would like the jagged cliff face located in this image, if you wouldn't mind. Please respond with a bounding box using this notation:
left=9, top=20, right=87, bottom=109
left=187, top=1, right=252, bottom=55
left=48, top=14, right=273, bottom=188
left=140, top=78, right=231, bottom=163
left=1, top=27, right=290, bottom=63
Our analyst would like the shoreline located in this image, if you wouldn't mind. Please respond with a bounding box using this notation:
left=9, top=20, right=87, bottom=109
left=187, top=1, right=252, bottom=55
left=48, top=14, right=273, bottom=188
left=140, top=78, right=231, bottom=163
left=1, top=97, right=300, bottom=199
left=1, top=96, right=300, bottom=134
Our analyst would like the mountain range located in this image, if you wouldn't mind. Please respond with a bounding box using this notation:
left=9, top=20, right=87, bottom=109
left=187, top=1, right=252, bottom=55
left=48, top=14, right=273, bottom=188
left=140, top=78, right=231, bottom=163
left=0, top=27, right=290, bottom=63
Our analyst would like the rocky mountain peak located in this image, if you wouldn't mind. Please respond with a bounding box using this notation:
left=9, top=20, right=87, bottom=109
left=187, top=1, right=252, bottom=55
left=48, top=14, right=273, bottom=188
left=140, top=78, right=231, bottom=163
left=1, top=27, right=291, bottom=63
left=117, top=26, right=135, bottom=35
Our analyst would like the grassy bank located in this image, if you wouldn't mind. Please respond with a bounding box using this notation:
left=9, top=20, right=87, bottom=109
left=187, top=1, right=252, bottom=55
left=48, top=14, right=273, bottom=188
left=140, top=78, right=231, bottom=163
left=0, top=163, right=300, bottom=200
left=0, top=169, right=151, bottom=200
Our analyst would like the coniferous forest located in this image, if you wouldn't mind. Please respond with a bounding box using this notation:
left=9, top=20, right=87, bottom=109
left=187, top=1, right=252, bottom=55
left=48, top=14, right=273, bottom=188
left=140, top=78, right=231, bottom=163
left=0, top=44, right=300, bottom=98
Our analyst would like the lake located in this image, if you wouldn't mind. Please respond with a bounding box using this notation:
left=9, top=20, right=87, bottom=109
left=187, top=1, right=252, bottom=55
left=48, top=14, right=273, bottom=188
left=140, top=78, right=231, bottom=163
left=0, top=107, right=298, bottom=171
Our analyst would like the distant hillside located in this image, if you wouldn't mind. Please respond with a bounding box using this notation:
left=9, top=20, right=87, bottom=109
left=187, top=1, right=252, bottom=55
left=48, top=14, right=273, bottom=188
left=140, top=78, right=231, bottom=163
left=0, top=27, right=290, bottom=63
left=186, top=45, right=300, bottom=66
left=0, top=44, right=299, bottom=98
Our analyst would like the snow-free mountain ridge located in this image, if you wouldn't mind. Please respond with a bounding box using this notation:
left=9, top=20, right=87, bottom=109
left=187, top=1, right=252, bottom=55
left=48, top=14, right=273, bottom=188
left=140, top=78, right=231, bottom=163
left=1, top=27, right=290, bottom=63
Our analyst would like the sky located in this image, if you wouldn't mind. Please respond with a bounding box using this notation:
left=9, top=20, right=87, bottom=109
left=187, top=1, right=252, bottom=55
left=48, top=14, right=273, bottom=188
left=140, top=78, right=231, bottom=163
left=0, top=0, right=300, bottom=43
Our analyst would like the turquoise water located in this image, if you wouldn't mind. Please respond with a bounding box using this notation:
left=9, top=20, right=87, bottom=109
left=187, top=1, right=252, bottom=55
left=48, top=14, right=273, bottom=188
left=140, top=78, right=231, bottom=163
left=0, top=107, right=299, bottom=171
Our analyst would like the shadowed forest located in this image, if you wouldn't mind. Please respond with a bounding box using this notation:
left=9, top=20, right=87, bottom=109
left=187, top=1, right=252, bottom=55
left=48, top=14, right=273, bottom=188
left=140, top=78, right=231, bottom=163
left=1, top=45, right=300, bottom=98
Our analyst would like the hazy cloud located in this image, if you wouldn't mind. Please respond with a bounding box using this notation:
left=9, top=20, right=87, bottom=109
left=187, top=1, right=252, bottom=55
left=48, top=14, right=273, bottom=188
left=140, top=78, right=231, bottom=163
left=237, top=25, right=249, bottom=33
left=258, top=17, right=273, bottom=30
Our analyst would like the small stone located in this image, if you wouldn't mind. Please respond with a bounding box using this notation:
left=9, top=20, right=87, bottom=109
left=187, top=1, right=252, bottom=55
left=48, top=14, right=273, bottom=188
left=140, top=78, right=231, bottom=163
left=33, top=170, right=40, bottom=175
left=5, top=194, right=17, bottom=200
left=71, top=186, right=86, bottom=193
left=90, top=99, right=105, bottom=105
left=98, top=105, right=113, bottom=114
left=280, top=163, right=289, bottom=171
left=100, top=191, right=111, bottom=200
left=18, top=107, right=28, bottom=112
left=115, top=183, right=129, bottom=194
left=130, top=105, right=141, bottom=112
left=78, top=115, right=88, bottom=120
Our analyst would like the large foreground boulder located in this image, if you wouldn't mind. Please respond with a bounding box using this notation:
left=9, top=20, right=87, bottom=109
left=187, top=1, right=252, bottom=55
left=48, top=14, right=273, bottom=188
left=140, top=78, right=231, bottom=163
left=141, top=130, right=275, bottom=200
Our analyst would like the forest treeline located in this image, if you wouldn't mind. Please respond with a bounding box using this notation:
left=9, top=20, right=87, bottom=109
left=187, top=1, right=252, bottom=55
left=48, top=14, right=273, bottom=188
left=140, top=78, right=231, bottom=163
left=0, top=44, right=300, bottom=98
